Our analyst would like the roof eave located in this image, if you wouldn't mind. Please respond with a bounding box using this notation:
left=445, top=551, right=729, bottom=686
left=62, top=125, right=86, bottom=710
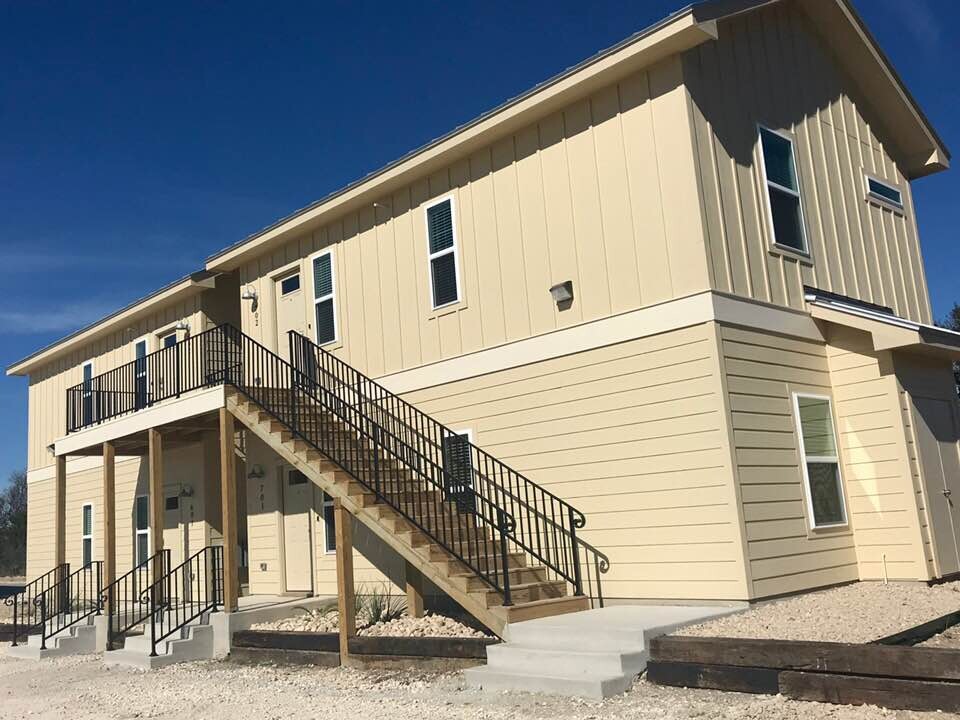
left=204, top=7, right=720, bottom=273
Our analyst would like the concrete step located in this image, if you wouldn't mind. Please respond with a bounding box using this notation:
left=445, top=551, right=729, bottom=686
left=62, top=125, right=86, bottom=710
left=464, top=665, right=635, bottom=701
left=6, top=616, right=104, bottom=659
left=485, top=643, right=647, bottom=676
left=104, top=624, right=214, bottom=669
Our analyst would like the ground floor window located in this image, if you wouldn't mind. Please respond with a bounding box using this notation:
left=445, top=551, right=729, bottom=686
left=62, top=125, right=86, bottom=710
left=793, top=393, right=847, bottom=528
left=135, top=495, right=149, bottom=565
left=81, top=503, right=94, bottom=566
left=322, top=493, right=335, bottom=553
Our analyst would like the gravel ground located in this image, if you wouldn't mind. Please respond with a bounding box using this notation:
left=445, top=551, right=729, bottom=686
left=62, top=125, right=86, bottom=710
left=920, top=625, right=960, bottom=649
left=251, top=609, right=487, bottom=638
left=0, top=641, right=949, bottom=720
left=677, top=581, right=960, bottom=643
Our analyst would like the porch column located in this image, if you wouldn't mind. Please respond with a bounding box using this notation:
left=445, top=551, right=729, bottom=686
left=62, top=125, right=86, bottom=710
left=102, top=442, right=117, bottom=593
left=54, top=455, right=67, bottom=568
left=147, top=429, right=164, bottom=580
left=219, top=408, right=239, bottom=612
left=405, top=561, right=425, bottom=618
left=334, top=497, right=356, bottom=658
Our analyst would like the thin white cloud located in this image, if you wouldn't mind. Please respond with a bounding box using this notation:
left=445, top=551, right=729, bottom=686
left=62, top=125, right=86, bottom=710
left=0, top=301, right=123, bottom=335
left=878, top=0, right=941, bottom=49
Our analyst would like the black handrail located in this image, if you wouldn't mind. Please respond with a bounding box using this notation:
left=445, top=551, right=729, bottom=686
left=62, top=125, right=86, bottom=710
left=287, top=330, right=609, bottom=606
left=139, top=546, right=222, bottom=657
left=65, top=324, right=238, bottom=433
left=2, top=564, right=68, bottom=647
left=34, top=562, right=103, bottom=650
left=102, top=549, right=171, bottom=650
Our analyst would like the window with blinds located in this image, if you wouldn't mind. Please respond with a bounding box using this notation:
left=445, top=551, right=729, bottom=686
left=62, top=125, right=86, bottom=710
left=312, top=251, right=337, bottom=345
left=794, top=394, right=847, bottom=528
left=82, top=503, right=94, bottom=567
left=135, top=495, right=149, bottom=565
left=426, top=197, right=460, bottom=308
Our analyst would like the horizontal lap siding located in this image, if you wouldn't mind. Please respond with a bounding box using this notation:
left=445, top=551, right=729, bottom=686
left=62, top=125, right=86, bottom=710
left=685, top=2, right=932, bottom=325
left=401, top=324, right=747, bottom=601
left=825, top=327, right=927, bottom=581
left=719, top=324, right=859, bottom=598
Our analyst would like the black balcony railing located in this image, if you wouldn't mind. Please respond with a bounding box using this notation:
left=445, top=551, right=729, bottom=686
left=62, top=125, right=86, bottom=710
left=66, top=324, right=240, bottom=433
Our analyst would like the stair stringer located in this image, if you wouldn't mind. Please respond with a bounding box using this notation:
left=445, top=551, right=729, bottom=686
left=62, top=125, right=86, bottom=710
left=225, top=392, right=513, bottom=636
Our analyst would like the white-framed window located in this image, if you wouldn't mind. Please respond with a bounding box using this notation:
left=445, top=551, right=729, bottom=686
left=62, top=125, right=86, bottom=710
left=133, top=336, right=150, bottom=409
left=758, top=126, right=808, bottom=254
left=81, top=503, right=94, bottom=566
left=279, top=271, right=301, bottom=296
left=134, top=495, right=150, bottom=566
left=309, top=250, right=337, bottom=345
left=425, top=195, right=461, bottom=309
left=792, top=393, right=847, bottom=529
left=159, top=331, right=177, bottom=349
left=864, top=174, right=904, bottom=210
left=322, top=492, right=336, bottom=554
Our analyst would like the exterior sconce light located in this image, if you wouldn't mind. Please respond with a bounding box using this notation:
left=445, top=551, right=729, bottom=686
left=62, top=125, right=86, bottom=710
left=248, top=464, right=265, bottom=480
left=241, top=285, right=259, bottom=313
left=180, top=484, right=194, bottom=498
left=550, top=280, right=574, bottom=309
left=174, top=320, right=190, bottom=334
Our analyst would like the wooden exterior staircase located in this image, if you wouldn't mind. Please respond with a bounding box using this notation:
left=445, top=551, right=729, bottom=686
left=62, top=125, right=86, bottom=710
left=228, top=391, right=589, bottom=634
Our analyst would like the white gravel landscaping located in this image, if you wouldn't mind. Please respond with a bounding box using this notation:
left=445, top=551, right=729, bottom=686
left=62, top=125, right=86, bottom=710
left=676, top=581, right=960, bottom=643
left=250, top=607, right=488, bottom=638
left=0, top=640, right=948, bottom=720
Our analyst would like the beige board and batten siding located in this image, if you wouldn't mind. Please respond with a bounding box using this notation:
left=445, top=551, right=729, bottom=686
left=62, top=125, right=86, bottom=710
left=684, top=1, right=932, bottom=324
left=235, top=54, right=709, bottom=378
left=824, top=325, right=929, bottom=582
left=717, top=323, right=860, bottom=598
left=25, top=298, right=208, bottom=472
left=399, top=323, right=749, bottom=601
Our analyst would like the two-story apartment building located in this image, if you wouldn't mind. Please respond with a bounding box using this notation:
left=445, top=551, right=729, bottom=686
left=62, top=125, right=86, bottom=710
left=7, top=0, right=960, bottom=662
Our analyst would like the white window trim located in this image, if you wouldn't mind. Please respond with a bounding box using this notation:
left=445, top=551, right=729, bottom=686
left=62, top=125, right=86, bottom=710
left=81, top=502, right=94, bottom=566
left=791, top=392, right=848, bottom=530
left=308, top=248, right=338, bottom=346
left=424, top=194, right=463, bottom=310
left=81, top=360, right=95, bottom=421
left=864, top=172, right=904, bottom=212
left=322, top=492, right=336, bottom=554
left=134, top=495, right=150, bottom=565
left=758, top=125, right=810, bottom=256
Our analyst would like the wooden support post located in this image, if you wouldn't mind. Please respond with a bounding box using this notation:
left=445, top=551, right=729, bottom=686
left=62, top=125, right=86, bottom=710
left=405, top=561, right=425, bottom=618
left=219, top=408, right=239, bottom=613
left=102, top=442, right=117, bottom=595
left=147, top=429, right=165, bottom=583
left=334, top=497, right=356, bottom=658
left=54, top=455, right=67, bottom=568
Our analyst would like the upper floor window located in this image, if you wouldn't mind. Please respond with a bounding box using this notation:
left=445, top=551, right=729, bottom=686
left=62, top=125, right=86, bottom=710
left=793, top=394, right=847, bottom=529
left=311, top=250, right=337, bottom=345
left=759, top=126, right=807, bottom=254
left=160, top=331, right=177, bottom=348
left=865, top=175, right=903, bottom=210
left=280, top=272, right=301, bottom=296
left=425, top=196, right=461, bottom=308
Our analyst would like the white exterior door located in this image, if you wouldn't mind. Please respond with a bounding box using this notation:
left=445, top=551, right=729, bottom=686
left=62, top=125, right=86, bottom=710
left=282, top=469, right=313, bottom=593
left=274, top=270, right=306, bottom=361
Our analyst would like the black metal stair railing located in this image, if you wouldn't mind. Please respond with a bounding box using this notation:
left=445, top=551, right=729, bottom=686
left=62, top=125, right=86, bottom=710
left=2, top=564, right=68, bottom=647
left=102, top=549, right=171, bottom=650
left=34, top=562, right=103, bottom=650
left=139, top=545, right=222, bottom=657
left=287, top=330, right=611, bottom=607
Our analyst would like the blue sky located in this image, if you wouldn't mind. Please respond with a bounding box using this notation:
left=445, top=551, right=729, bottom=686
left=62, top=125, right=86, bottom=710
left=1, top=0, right=957, bottom=485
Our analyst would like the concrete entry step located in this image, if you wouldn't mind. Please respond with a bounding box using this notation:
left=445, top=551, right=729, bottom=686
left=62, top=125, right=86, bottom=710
left=465, top=604, right=741, bottom=699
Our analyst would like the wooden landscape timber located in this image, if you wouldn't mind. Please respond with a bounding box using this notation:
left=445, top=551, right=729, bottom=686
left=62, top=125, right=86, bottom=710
left=647, top=615, right=960, bottom=713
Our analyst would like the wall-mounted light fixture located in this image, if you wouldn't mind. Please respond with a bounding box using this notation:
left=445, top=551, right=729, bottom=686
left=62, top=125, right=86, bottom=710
left=241, top=285, right=259, bottom=313
left=549, top=280, right=574, bottom=309
left=247, top=464, right=265, bottom=480
left=180, top=484, right=194, bottom=498
left=174, top=320, right=190, bottom=333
